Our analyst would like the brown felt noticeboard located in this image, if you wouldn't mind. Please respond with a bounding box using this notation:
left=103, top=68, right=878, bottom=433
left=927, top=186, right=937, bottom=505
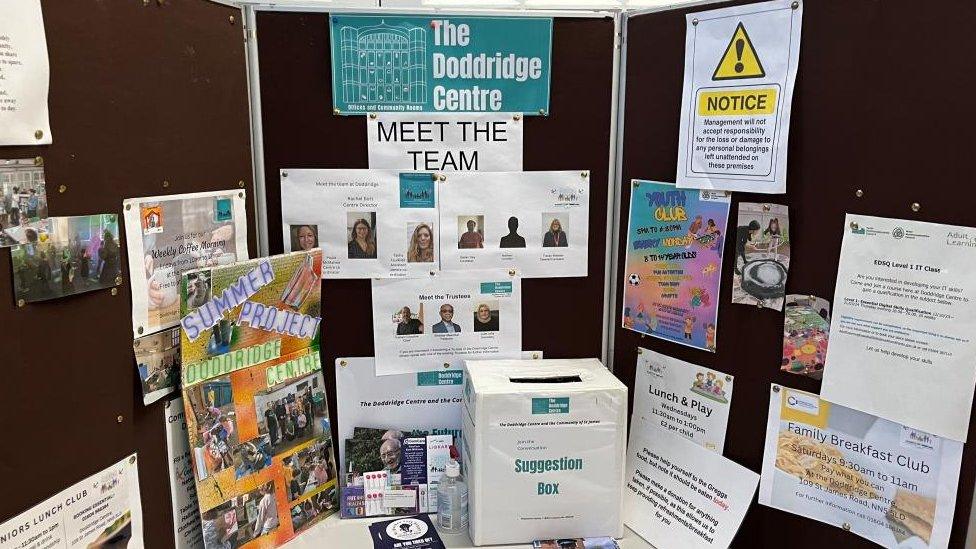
left=255, top=10, right=616, bottom=466
left=0, top=1, right=254, bottom=547
left=612, top=1, right=976, bottom=547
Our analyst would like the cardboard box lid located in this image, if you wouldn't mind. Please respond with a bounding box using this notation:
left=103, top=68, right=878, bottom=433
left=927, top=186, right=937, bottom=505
left=464, top=358, right=627, bottom=395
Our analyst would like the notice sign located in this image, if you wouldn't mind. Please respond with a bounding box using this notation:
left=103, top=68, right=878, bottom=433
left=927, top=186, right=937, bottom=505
left=330, top=15, right=552, bottom=115
left=368, top=112, right=523, bottom=171
left=624, top=420, right=758, bottom=549
left=0, top=0, right=52, bottom=145
left=676, top=0, right=802, bottom=194
left=821, top=215, right=976, bottom=442
left=760, top=385, right=963, bottom=548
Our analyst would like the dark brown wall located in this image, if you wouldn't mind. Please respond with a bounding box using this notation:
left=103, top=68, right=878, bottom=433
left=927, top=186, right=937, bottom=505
left=255, top=11, right=616, bottom=461
left=0, top=2, right=254, bottom=547
left=613, top=1, right=976, bottom=546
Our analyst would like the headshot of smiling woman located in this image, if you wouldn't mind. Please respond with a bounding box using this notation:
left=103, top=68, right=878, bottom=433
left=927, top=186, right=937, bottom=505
left=348, top=216, right=377, bottom=259
left=407, top=223, right=434, bottom=263
left=473, top=302, right=499, bottom=332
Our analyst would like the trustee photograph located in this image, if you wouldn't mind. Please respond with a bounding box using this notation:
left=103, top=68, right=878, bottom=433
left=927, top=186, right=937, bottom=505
left=395, top=304, right=424, bottom=335
left=473, top=301, right=500, bottom=332
left=431, top=303, right=461, bottom=333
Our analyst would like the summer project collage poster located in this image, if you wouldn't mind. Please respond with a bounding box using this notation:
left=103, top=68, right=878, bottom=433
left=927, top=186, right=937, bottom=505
left=623, top=180, right=730, bottom=352
left=179, top=250, right=338, bottom=548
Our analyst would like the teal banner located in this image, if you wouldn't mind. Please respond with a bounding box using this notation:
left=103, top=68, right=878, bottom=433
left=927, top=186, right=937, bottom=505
left=330, top=15, right=552, bottom=115
left=531, top=397, right=570, bottom=414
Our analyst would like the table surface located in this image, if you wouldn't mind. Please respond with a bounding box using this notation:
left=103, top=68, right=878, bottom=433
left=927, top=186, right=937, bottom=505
left=282, top=514, right=656, bottom=549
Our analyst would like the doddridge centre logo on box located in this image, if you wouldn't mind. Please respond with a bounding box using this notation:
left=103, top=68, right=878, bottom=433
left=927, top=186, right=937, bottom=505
left=531, top=397, right=569, bottom=414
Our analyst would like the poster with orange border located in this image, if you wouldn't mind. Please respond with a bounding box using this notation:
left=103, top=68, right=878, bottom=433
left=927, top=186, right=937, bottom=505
left=179, top=249, right=337, bottom=548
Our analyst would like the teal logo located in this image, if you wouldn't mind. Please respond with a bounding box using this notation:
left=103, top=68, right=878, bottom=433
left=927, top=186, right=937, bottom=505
left=214, top=198, right=233, bottom=222
left=532, top=397, right=569, bottom=414
left=417, top=370, right=463, bottom=386
left=480, top=281, right=513, bottom=294
left=399, top=173, right=436, bottom=208
left=330, top=15, right=552, bottom=115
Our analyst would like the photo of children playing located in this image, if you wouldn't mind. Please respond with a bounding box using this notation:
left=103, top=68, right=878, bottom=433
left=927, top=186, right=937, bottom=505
left=201, top=482, right=279, bottom=549
left=290, top=487, right=337, bottom=535
left=282, top=438, right=337, bottom=503
left=232, top=434, right=274, bottom=479
left=254, top=373, right=329, bottom=456
left=185, top=377, right=239, bottom=481
left=11, top=214, right=120, bottom=303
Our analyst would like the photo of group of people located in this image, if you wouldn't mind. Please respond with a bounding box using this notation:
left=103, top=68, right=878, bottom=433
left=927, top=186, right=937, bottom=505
left=133, top=326, right=181, bottom=404
left=283, top=438, right=337, bottom=502
left=456, top=214, right=570, bottom=250
left=290, top=488, right=337, bottom=535
left=11, top=214, right=121, bottom=303
left=201, top=482, right=279, bottom=548
left=0, top=159, right=48, bottom=246
left=254, top=373, right=329, bottom=456
left=186, top=377, right=239, bottom=480
left=392, top=301, right=500, bottom=336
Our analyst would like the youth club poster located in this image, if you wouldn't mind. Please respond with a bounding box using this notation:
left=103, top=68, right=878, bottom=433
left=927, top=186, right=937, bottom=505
left=622, top=180, right=730, bottom=352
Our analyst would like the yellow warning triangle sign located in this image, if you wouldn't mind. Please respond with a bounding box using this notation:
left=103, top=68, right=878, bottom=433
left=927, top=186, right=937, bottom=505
left=712, top=22, right=765, bottom=80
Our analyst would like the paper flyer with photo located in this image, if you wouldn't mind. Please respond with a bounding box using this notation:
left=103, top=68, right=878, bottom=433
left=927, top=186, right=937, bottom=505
left=438, top=170, right=590, bottom=278
left=0, top=1, right=52, bottom=146
left=123, top=189, right=249, bottom=339
left=371, top=270, right=522, bottom=375
left=781, top=294, right=830, bottom=378
left=633, top=348, right=733, bottom=453
left=165, top=398, right=205, bottom=549
left=329, top=15, right=552, bottom=115
left=676, top=0, right=802, bottom=194
left=367, top=112, right=523, bottom=171
left=759, top=385, right=963, bottom=548
left=0, top=158, right=48, bottom=247
left=0, top=454, right=143, bottom=549
left=623, top=420, right=758, bottom=549
left=821, top=215, right=976, bottom=442
left=11, top=214, right=121, bottom=304
left=280, top=169, right=438, bottom=279
left=334, top=353, right=539, bottom=476
left=622, top=180, right=729, bottom=352
left=134, top=326, right=181, bottom=405
left=732, top=202, right=790, bottom=310
left=179, top=250, right=338, bottom=547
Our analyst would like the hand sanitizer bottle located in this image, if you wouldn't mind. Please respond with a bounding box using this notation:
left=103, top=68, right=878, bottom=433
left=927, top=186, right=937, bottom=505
left=435, top=459, right=468, bottom=535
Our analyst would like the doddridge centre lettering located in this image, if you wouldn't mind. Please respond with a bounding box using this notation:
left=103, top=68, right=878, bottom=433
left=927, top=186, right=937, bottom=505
left=183, top=340, right=282, bottom=386
left=266, top=351, right=322, bottom=386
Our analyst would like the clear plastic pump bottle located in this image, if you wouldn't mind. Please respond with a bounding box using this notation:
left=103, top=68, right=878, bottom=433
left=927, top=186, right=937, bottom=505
left=435, top=459, right=468, bottom=535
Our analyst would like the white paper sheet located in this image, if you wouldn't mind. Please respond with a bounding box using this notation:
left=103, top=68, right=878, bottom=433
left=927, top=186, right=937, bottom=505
left=438, top=170, right=589, bottom=278
left=760, top=385, right=962, bottom=548
left=367, top=112, right=523, bottom=171
left=0, top=0, right=51, bottom=146
left=371, top=270, right=522, bottom=375
left=0, top=454, right=143, bottom=549
left=821, top=214, right=976, bottom=442
left=122, top=190, right=249, bottom=339
left=633, top=348, right=733, bottom=453
left=624, top=419, right=758, bottom=549
left=676, top=0, right=803, bottom=193
left=334, top=352, right=541, bottom=476
left=165, top=398, right=204, bottom=549
left=280, top=169, right=438, bottom=279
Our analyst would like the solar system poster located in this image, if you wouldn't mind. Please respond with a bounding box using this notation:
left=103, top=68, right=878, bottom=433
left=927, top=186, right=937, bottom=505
left=622, top=180, right=729, bottom=352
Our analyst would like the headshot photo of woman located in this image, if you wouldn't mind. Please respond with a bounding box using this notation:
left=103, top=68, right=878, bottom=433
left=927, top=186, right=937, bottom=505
left=542, top=216, right=568, bottom=248
left=473, top=302, right=499, bottom=332
left=407, top=223, right=434, bottom=263
left=290, top=224, right=318, bottom=251
left=347, top=214, right=377, bottom=259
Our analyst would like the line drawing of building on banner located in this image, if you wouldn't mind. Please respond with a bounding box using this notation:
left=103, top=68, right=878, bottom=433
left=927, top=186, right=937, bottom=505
left=339, top=21, right=427, bottom=105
